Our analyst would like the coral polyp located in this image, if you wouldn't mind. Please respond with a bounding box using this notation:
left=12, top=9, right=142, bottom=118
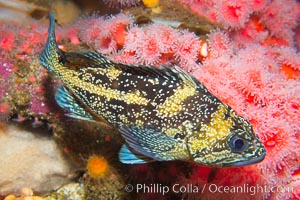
left=142, top=0, right=160, bottom=8
left=87, top=155, right=109, bottom=179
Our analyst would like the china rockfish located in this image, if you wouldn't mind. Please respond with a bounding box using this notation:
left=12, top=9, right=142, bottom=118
left=40, top=12, right=266, bottom=166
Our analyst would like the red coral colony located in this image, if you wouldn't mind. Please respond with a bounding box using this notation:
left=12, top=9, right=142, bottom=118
left=0, top=0, right=299, bottom=199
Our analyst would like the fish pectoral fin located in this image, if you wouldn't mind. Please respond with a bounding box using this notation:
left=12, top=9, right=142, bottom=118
left=118, top=125, right=178, bottom=162
left=119, top=145, right=155, bottom=164
left=55, top=86, right=95, bottom=122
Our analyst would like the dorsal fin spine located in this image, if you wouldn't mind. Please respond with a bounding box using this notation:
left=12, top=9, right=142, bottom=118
left=39, top=11, right=62, bottom=72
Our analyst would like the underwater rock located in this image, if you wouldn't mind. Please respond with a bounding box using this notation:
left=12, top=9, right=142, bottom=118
left=51, top=0, right=81, bottom=25
left=0, top=124, right=73, bottom=196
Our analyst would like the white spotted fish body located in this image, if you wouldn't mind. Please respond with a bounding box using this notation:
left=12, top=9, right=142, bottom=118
left=40, top=12, right=266, bottom=166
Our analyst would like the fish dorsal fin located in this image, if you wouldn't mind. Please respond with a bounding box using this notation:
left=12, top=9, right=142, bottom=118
left=118, top=125, right=180, bottom=162
left=119, top=144, right=155, bottom=164
left=61, top=51, right=112, bottom=71
left=39, top=11, right=61, bottom=72
left=113, top=64, right=199, bottom=89
left=80, top=51, right=112, bottom=65
left=55, top=86, right=95, bottom=122
left=171, top=65, right=198, bottom=87
left=125, top=64, right=179, bottom=80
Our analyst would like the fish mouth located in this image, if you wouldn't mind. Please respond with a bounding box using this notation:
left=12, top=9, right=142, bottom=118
left=223, top=149, right=266, bottom=167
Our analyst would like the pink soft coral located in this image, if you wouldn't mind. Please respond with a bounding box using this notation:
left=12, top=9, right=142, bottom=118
left=77, top=13, right=133, bottom=54
left=207, top=29, right=234, bottom=59
left=214, top=0, right=253, bottom=28
left=177, top=0, right=300, bottom=43
left=75, top=13, right=202, bottom=70
left=174, top=30, right=200, bottom=70
left=177, top=0, right=255, bottom=28
left=260, top=0, right=300, bottom=45
left=232, top=16, right=269, bottom=48
left=114, top=23, right=201, bottom=71
left=124, top=25, right=164, bottom=65
left=192, top=26, right=300, bottom=199
left=250, top=0, right=269, bottom=11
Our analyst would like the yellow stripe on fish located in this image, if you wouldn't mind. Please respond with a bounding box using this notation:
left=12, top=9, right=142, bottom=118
left=188, top=105, right=234, bottom=154
left=156, top=82, right=197, bottom=118
left=54, top=65, right=150, bottom=105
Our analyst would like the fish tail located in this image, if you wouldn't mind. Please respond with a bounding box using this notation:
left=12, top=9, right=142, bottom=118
left=39, top=11, right=62, bottom=72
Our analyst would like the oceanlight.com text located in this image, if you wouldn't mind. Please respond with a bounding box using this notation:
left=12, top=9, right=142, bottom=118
left=124, top=183, right=294, bottom=196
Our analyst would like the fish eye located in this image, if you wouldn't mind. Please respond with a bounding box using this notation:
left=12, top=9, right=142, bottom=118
left=229, top=136, right=249, bottom=152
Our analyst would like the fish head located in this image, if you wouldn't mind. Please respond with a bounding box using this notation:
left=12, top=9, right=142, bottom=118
left=221, top=120, right=266, bottom=167
left=187, top=105, right=266, bottom=167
